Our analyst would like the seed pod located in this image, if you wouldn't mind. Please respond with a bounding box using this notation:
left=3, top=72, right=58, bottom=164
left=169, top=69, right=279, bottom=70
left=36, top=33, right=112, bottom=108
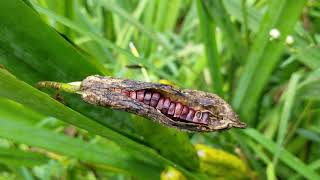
left=37, top=75, right=246, bottom=132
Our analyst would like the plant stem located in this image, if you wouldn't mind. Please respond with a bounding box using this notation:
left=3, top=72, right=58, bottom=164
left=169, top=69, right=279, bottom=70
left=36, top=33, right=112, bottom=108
left=36, top=81, right=81, bottom=94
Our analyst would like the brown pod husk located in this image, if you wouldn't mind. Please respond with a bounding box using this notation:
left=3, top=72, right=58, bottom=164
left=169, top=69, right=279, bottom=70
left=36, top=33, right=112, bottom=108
left=79, top=75, right=246, bottom=132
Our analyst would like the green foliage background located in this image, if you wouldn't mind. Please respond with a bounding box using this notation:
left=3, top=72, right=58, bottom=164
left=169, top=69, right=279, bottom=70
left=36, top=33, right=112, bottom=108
left=0, top=0, right=320, bottom=179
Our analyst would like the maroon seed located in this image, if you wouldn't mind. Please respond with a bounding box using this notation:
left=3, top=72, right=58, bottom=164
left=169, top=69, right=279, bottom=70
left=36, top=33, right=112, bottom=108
left=174, top=103, right=183, bottom=118
left=193, top=111, right=202, bottom=123
left=143, top=91, right=152, bottom=105
left=137, top=90, right=145, bottom=102
left=186, top=109, right=195, bottom=121
left=168, top=103, right=176, bottom=115
left=122, top=90, right=130, bottom=97
left=180, top=106, right=189, bottom=120
left=150, top=92, right=160, bottom=107
left=156, top=97, right=165, bottom=110
left=129, top=91, right=137, bottom=99
left=162, top=98, right=171, bottom=114
left=201, top=112, right=209, bottom=123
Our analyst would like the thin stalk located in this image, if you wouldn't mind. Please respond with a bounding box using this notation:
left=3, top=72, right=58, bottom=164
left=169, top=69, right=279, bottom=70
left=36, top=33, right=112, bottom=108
left=36, top=81, right=81, bottom=94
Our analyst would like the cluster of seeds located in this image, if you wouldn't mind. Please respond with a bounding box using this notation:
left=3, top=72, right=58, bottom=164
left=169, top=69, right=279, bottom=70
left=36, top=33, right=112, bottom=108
left=119, top=89, right=209, bottom=124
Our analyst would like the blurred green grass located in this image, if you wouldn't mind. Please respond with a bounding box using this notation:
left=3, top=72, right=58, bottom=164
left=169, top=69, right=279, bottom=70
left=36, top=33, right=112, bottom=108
left=0, top=0, right=320, bottom=179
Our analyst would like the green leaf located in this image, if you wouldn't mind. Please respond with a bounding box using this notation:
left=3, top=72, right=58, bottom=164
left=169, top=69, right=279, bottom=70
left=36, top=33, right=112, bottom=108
left=289, top=159, right=320, bottom=180
left=133, top=117, right=199, bottom=171
left=196, top=0, right=223, bottom=95
left=297, top=128, right=320, bottom=144
left=154, top=0, right=182, bottom=33
left=116, top=0, right=148, bottom=48
left=0, top=147, right=49, bottom=167
left=295, top=46, right=320, bottom=70
left=223, top=0, right=262, bottom=32
left=0, top=0, right=200, bottom=174
left=274, top=72, right=301, bottom=164
left=266, top=163, right=276, bottom=180
left=297, top=68, right=320, bottom=100
left=233, top=0, right=306, bottom=123
left=0, top=0, right=107, bottom=83
left=244, top=128, right=320, bottom=180
left=0, top=69, right=203, bottom=180
left=0, top=97, right=161, bottom=179
left=29, top=2, right=179, bottom=83
left=98, top=0, right=173, bottom=52
left=203, top=0, right=245, bottom=61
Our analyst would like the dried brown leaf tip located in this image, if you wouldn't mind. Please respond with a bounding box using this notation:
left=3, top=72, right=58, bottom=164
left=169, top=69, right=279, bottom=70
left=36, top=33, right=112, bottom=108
left=38, top=75, right=246, bottom=132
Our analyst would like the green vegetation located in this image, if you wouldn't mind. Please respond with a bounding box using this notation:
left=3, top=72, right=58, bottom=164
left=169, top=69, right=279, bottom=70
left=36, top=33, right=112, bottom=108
left=0, top=0, right=319, bottom=179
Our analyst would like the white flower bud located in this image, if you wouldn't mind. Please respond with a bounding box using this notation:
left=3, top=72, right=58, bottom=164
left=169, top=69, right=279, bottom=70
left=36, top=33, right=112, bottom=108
left=269, top=28, right=281, bottom=40
left=286, top=35, right=294, bottom=45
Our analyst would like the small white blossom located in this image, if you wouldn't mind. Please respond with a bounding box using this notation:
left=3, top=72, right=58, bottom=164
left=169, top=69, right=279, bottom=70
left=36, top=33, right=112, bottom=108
left=269, top=28, right=281, bottom=40
left=286, top=35, right=294, bottom=45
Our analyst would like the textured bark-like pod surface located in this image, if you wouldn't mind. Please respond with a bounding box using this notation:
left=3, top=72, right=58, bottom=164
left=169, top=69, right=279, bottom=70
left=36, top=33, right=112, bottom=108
left=80, top=75, right=246, bottom=132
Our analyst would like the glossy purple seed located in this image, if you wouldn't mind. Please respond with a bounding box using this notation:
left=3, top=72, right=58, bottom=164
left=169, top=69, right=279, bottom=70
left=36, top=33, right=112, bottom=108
left=168, top=103, right=176, bottom=115
left=150, top=92, right=160, bottom=107
left=137, top=90, right=145, bottom=102
left=122, top=90, right=130, bottom=97
left=156, top=97, right=165, bottom=110
left=201, top=112, right=209, bottom=123
left=180, top=106, right=189, bottom=120
left=193, top=111, right=202, bottom=123
left=186, top=109, right=195, bottom=121
left=143, top=91, right=152, bottom=105
left=130, top=91, right=137, bottom=99
left=162, top=98, right=171, bottom=114
left=174, top=103, right=183, bottom=118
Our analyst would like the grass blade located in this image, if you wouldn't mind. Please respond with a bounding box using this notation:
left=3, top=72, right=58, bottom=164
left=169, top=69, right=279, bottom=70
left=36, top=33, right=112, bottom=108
left=30, top=3, right=179, bottom=84
left=0, top=147, right=49, bottom=167
left=0, top=98, right=161, bottom=179
left=273, top=72, right=301, bottom=165
left=232, top=0, right=306, bottom=123
left=0, top=0, right=107, bottom=81
left=0, top=63, right=202, bottom=180
left=203, top=0, right=245, bottom=61
left=244, top=128, right=320, bottom=180
left=98, top=0, right=173, bottom=52
left=1, top=0, right=198, bottom=171
left=196, top=0, right=223, bottom=95
left=295, top=46, right=320, bottom=70
left=116, top=0, right=148, bottom=48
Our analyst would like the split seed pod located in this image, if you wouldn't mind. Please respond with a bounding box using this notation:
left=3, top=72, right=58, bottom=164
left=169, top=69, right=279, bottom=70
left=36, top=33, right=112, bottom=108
left=38, top=75, right=246, bottom=132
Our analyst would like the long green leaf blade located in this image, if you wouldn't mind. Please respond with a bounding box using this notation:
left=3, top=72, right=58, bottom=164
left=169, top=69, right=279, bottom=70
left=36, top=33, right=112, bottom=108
left=0, top=98, right=161, bottom=179
left=233, top=0, right=306, bottom=123
left=244, top=128, right=320, bottom=180
left=196, top=0, right=223, bottom=95
left=0, top=147, right=49, bottom=167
